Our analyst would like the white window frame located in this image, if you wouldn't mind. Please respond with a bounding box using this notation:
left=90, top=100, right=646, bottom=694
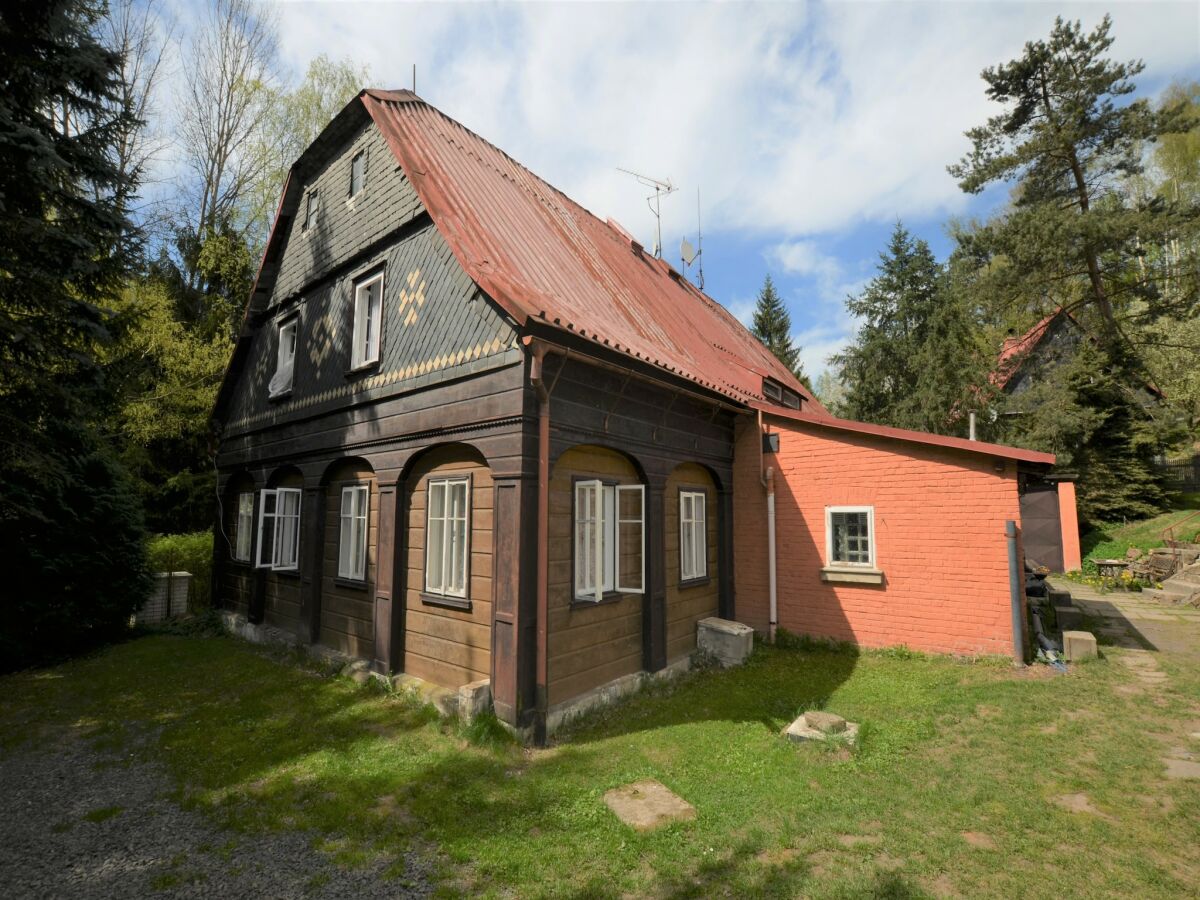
left=679, top=490, right=708, bottom=582
left=424, top=476, right=470, bottom=599
left=338, top=484, right=370, bottom=581
left=351, top=271, right=384, bottom=369
left=826, top=506, right=876, bottom=568
left=268, top=317, right=298, bottom=397
left=256, top=487, right=301, bottom=571
left=574, top=480, right=644, bottom=602
left=234, top=492, right=254, bottom=561
left=349, top=150, right=365, bottom=197
left=302, top=189, right=320, bottom=230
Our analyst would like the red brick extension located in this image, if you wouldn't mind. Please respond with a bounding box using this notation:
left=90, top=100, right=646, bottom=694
left=733, top=415, right=1027, bottom=657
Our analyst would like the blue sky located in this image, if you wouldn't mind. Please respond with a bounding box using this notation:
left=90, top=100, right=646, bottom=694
left=261, top=0, right=1200, bottom=377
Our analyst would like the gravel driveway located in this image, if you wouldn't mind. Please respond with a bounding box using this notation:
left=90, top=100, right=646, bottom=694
left=0, top=729, right=431, bottom=899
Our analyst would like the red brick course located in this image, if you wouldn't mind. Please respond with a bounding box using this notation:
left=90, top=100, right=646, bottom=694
left=733, top=415, right=1023, bottom=656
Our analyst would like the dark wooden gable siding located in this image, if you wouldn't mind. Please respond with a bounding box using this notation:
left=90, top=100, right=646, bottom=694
left=223, top=220, right=521, bottom=436
left=269, top=121, right=423, bottom=308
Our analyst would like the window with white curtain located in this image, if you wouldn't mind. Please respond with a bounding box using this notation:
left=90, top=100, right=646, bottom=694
left=574, top=480, right=644, bottom=602
left=338, top=485, right=369, bottom=581
left=679, top=490, right=707, bottom=582
left=425, top=476, right=470, bottom=598
left=234, top=492, right=254, bottom=561
left=268, top=317, right=297, bottom=397
left=256, top=487, right=301, bottom=570
left=351, top=271, right=384, bottom=368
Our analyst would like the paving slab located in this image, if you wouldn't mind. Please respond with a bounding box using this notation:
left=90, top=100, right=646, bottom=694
left=603, top=780, right=696, bottom=832
left=1163, top=758, right=1200, bottom=780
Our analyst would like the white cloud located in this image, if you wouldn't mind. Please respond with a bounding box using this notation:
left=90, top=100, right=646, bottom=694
left=769, top=240, right=842, bottom=281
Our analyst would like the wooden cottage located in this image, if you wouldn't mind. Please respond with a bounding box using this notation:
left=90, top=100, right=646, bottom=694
left=212, top=90, right=1074, bottom=739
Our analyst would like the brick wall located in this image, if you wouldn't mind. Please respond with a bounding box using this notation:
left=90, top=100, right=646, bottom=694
left=733, top=415, right=1023, bottom=656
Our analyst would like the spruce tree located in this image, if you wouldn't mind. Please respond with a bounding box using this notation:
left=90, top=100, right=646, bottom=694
left=750, top=275, right=809, bottom=388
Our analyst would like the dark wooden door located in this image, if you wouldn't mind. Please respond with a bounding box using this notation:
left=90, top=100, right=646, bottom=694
left=1020, top=482, right=1063, bottom=573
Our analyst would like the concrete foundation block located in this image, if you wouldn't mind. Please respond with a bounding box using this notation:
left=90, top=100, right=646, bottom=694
left=803, top=711, right=847, bottom=735
left=784, top=713, right=860, bottom=745
left=1063, top=630, right=1098, bottom=661
left=697, top=617, right=754, bottom=668
left=458, top=678, right=493, bottom=721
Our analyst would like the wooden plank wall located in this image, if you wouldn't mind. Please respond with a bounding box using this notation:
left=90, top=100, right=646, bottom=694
left=664, top=463, right=719, bottom=663
left=404, top=445, right=494, bottom=689
left=547, top=445, right=643, bottom=707
left=319, top=460, right=378, bottom=658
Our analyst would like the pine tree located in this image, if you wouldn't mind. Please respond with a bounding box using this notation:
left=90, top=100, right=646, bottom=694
left=832, top=223, right=982, bottom=433
left=750, top=275, right=809, bottom=388
left=949, top=16, right=1198, bottom=356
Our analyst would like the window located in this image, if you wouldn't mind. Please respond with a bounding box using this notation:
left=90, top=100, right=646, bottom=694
left=338, top=485, right=369, bottom=581
left=574, top=480, right=644, bottom=602
left=827, top=507, right=874, bottom=567
left=349, top=151, right=365, bottom=197
left=268, top=318, right=298, bottom=396
left=302, top=189, right=320, bottom=230
left=233, top=492, right=254, bottom=561
left=256, top=487, right=301, bottom=570
left=425, top=477, right=469, bottom=598
left=351, top=271, right=384, bottom=368
left=679, top=490, right=707, bottom=582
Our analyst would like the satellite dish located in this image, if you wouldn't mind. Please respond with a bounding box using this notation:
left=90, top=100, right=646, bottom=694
left=680, top=238, right=697, bottom=265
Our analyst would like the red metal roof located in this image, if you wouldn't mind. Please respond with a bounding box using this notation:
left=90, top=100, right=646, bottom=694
left=992, top=308, right=1067, bottom=390
left=362, top=89, right=820, bottom=408
left=758, top=402, right=1056, bottom=465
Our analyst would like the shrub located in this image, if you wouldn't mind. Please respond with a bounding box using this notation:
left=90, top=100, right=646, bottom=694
left=146, top=531, right=213, bottom=612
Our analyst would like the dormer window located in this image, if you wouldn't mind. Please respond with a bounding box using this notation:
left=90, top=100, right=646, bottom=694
left=349, top=151, right=365, bottom=198
left=763, top=378, right=800, bottom=409
left=268, top=317, right=298, bottom=397
left=302, top=189, right=320, bottom=231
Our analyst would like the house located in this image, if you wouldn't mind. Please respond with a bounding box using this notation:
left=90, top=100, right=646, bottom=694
left=211, top=90, right=1073, bottom=739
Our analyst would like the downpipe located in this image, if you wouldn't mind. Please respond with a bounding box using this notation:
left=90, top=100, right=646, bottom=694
left=1006, top=520, right=1025, bottom=665
left=767, top=466, right=778, bottom=643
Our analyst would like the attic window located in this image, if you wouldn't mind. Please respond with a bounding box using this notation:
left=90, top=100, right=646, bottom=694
left=781, top=388, right=801, bottom=409
left=349, top=151, right=365, bottom=198
left=268, top=317, right=298, bottom=397
left=302, top=189, right=320, bottom=230
left=763, top=380, right=782, bottom=402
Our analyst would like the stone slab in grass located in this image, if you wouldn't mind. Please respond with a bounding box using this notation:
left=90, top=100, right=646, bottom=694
left=603, top=780, right=696, bottom=832
left=785, top=711, right=860, bottom=744
left=1163, top=758, right=1200, bottom=779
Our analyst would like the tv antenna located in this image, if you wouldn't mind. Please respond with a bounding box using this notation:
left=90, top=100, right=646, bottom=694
left=617, top=168, right=675, bottom=258
left=679, top=187, right=704, bottom=290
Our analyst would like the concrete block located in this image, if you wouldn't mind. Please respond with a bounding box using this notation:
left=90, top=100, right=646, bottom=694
left=603, top=780, right=696, bottom=832
left=1062, top=630, right=1098, bottom=661
left=458, top=678, right=492, bottom=721
left=803, top=711, right=847, bottom=735
left=697, top=617, right=754, bottom=668
left=785, top=713, right=860, bottom=744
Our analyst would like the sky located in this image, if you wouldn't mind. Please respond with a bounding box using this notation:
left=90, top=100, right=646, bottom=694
left=260, top=0, right=1200, bottom=379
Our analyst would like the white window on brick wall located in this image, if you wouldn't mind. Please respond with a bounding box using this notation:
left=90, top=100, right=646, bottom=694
left=257, top=487, right=301, bottom=570
left=574, top=480, right=644, bottom=602
left=680, top=490, right=707, bottom=582
left=425, top=476, right=470, bottom=598
left=234, top=492, right=254, bottom=561
left=338, top=485, right=369, bottom=581
left=268, top=317, right=298, bottom=396
left=826, top=506, right=875, bottom=567
left=351, top=271, right=384, bottom=368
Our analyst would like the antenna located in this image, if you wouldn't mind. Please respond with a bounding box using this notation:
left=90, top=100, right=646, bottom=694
left=617, top=168, right=676, bottom=258
left=679, top=187, right=705, bottom=290
left=412, top=64, right=416, bottom=93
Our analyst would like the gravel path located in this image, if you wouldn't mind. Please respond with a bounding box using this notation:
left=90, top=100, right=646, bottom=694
left=0, top=729, right=432, bottom=899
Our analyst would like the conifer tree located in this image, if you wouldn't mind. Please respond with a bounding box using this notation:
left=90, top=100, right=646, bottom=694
left=750, top=275, right=809, bottom=388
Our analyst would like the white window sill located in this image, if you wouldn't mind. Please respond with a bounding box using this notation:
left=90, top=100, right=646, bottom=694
left=820, top=566, right=884, bottom=585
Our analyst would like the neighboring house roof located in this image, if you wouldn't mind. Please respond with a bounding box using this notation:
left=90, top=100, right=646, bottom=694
left=756, top=401, right=1056, bottom=465
left=358, top=89, right=818, bottom=409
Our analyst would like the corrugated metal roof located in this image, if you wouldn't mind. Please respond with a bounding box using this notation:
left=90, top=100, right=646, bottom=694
left=361, top=89, right=820, bottom=408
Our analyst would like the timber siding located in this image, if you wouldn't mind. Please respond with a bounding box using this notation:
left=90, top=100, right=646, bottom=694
left=664, top=463, right=719, bottom=663
left=319, top=460, right=378, bottom=659
left=404, top=445, right=495, bottom=689
left=547, top=445, right=644, bottom=708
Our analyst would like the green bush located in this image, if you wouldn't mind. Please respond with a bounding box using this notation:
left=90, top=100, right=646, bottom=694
left=146, top=531, right=213, bottom=612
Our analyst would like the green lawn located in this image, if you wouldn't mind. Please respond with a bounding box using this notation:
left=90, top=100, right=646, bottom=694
left=3, top=633, right=1199, bottom=898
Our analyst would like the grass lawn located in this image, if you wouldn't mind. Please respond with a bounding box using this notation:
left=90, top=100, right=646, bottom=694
left=3, top=632, right=1199, bottom=898
left=1080, top=495, right=1200, bottom=571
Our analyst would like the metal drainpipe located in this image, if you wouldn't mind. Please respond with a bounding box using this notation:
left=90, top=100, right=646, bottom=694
left=767, top=465, right=778, bottom=643
left=1006, top=520, right=1025, bottom=665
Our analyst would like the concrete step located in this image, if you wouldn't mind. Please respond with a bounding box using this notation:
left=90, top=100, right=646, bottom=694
left=1146, top=587, right=1200, bottom=605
